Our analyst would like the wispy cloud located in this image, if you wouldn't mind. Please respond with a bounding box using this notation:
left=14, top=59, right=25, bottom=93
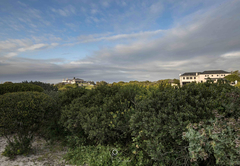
left=51, top=5, right=76, bottom=16
left=17, top=1, right=27, bottom=7
left=221, top=52, right=240, bottom=58
left=0, top=37, right=59, bottom=58
left=68, top=30, right=164, bottom=44
left=5, top=52, right=18, bottom=58
left=17, top=43, right=58, bottom=52
left=1, top=0, right=239, bottom=84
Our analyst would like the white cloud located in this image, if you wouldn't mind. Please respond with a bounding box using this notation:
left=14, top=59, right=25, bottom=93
left=101, top=1, right=110, bottom=7
left=74, top=29, right=164, bottom=44
left=17, top=43, right=59, bottom=52
left=5, top=52, right=18, bottom=58
left=51, top=5, right=76, bottom=17
left=17, top=1, right=27, bottom=7
left=91, top=9, right=98, bottom=14
left=18, top=43, right=48, bottom=52
left=221, top=52, right=240, bottom=58
left=149, top=1, right=163, bottom=14
left=0, top=37, right=59, bottom=60
left=70, top=61, right=94, bottom=65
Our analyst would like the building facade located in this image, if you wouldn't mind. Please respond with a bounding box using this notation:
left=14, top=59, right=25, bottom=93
left=62, top=77, right=95, bottom=85
left=179, top=70, right=231, bottom=86
left=62, top=77, right=85, bottom=84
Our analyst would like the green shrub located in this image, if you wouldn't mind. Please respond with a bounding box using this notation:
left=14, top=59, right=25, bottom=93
left=3, top=81, right=13, bottom=84
left=38, top=90, right=67, bottom=143
left=60, top=84, right=147, bottom=146
left=183, top=109, right=240, bottom=165
left=129, top=82, right=235, bottom=165
left=0, top=83, right=43, bottom=95
left=60, top=81, right=238, bottom=165
left=22, top=81, right=58, bottom=91
left=64, top=144, right=153, bottom=166
left=0, top=92, right=56, bottom=158
left=59, top=87, right=89, bottom=107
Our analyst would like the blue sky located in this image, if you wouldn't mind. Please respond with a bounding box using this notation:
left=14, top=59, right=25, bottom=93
left=0, top=0, right=239, bottom=83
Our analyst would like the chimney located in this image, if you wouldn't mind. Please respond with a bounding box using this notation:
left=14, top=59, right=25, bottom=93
left=73, top=77, right=75, bottom=79
left=196, top=72, right=198, bottom=76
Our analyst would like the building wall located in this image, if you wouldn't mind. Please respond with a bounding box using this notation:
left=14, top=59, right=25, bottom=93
left=180, top=72, right=231, bottom=86
left=198, top=74, right=205, bottom=83
left=180, top=75, right=197, bottom=86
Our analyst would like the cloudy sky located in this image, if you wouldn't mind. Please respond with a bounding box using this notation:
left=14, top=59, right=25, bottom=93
left=0, top=0, right=239, bottom=83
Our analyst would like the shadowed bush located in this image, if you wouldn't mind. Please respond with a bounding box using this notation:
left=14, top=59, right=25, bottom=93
left=0, top=91, right=56, bottom=158
left=0, top=83, right=43, bottom=95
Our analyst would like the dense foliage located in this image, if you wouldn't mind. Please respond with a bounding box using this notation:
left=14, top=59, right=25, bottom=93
left=0, top=83, right=43, bottom=95
left=1, top=79, right=239, bottom=165
left=0, top=92, right=57, bottom=158
left=59, top=80, right=239, bottom=165
left=183, top=88, right=240, bottom=165
left=3, top=81, right=13, bottom=84
left=22, top=80, right=58, bottom=91
left=225, top=74, right=240, bottom=82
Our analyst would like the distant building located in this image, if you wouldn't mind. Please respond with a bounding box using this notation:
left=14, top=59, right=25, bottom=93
left=179, top=70, right=231, bottom=87
left=62, top=77, right=85, bottom=84
left=168, top=79, right=179, bottom=86
left=62, top=77, right=95, bottom=85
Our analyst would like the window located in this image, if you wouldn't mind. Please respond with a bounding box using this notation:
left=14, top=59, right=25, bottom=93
left=201, top=81, right=203, bottom=83
left=224, top=74, right=225, bottom=76
left=221, top=75, right=223, bottom=76
left=190, top=77, right=192, bottom=79
left=183, top=77, right=185, bottom=80
left=212, top=75, right=213, bottom=77
left=186, top=77, right=189, bottom=79
left=194, top=77, right=196, bottom=79
left=217, top=75, right=218, bottom=76
left=205, top=75, right=207, bottom=77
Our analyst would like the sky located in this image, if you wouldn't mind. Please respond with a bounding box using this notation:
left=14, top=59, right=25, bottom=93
left=0, top=0, right=240, bottom=84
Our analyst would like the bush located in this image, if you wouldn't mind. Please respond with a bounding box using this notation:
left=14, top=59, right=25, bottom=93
left=22, top=81, right=58, bottom=91
left=64, top=144, right=153, bottom=166
left=183, top=109, right=240, bottom=165
left=0, top=92, right=57, bottom=158
left=0, top=83, right=43, bottom=95
left=58, top=87, right=89, bottom=107
left=60, top=81, right=239, bottom=165
left=38, top=90, right=67, bottom=143
left=3, top=81, right=13, bottom=84
left=60, top=84, right=148, bottom=147
left=55, top=82, right=66, bottom=89
left=129, top=82, right=235, bottom=165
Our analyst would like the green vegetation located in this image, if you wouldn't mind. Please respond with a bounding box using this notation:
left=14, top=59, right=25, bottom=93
left=225, top=70, right=240, bottom=82
left=57, top=83, right=78, bottom=91
left=22, top=80, right=58, bottom=91
left=0, top=79, right=239, bottom=165
left=0, top=83, right=43, bottom=95
left=3, top=81, right=13, bottom=84
left=0, top=92, right=57, bottom=158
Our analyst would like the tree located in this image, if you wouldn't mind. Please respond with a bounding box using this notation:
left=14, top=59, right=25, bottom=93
left=22, top=81, right=58, bottom=91
left=224, top=74, right=240, bottom=82
left=3, top=81, right=13, bottom=84
left=173, top=79, right=180, bottom=85
left=0, top=92, right=57, bottom=158
left=96, top=81, right=108, bottom=86
left=231, top=70, right=240, bottom=76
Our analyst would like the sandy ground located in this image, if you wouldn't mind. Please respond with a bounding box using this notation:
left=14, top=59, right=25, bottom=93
left=0, top=135, right=80, bottom=166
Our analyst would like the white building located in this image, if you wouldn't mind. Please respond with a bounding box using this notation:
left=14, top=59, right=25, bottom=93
left=179, top=70, right=231, bottom=87
left=62, top=77, right=85, bottom=84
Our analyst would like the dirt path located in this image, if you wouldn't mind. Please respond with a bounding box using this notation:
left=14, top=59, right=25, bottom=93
left=0, top=136, right=76, bottom=166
